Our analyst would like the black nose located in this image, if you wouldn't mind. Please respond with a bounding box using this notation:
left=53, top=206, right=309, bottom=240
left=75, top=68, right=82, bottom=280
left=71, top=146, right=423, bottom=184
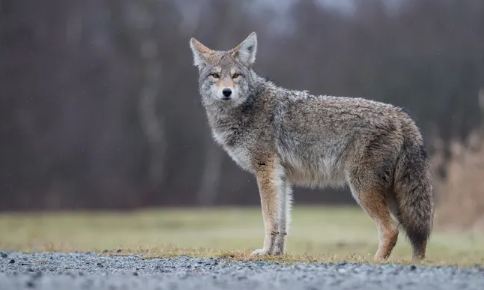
left=222, top=88, right=232, bottom=98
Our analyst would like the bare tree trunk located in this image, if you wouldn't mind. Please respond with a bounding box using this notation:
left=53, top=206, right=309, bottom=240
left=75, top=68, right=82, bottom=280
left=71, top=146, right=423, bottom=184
left=110, top=0, right=167, bottom=188
left=197, top=142, right=223, bottom=205
left=138, top=60, right=166, bottom=186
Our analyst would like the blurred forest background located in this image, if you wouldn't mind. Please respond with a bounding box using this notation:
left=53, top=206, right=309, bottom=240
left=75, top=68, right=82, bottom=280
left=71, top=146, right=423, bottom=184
left=1, top=0, right=483, bottom=228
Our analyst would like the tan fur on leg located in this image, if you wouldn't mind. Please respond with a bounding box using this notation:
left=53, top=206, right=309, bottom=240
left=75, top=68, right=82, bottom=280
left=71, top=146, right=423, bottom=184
left=251, top=156, right=286, bottom=256
left=357, top=190, right=399, bottom=261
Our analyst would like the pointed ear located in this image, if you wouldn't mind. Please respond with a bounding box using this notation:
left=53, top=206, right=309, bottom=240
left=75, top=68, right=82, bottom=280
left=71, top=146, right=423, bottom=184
left=231, top=32, right=257, bottom=66
left=190, top=37, right=213, bottom=67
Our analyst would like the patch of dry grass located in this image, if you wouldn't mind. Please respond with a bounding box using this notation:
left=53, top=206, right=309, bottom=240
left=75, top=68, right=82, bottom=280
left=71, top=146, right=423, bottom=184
left=0, top=206, right=483, bottom=266
left=434, top=134, right=484, bottom=231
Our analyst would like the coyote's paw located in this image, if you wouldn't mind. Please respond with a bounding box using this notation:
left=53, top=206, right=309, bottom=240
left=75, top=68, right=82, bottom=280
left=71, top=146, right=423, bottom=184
left=270, top=246, right=284, bottom=256
left=250, top=248, right=270, bottom=257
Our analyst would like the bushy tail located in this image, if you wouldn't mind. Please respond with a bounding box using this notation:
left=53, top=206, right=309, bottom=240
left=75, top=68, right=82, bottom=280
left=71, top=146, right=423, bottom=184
left=394, top=130, right=434, bottom=259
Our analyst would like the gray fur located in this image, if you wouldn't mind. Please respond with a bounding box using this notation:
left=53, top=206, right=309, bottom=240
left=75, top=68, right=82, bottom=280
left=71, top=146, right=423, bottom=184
left=190, top=33, right=433, bottom=259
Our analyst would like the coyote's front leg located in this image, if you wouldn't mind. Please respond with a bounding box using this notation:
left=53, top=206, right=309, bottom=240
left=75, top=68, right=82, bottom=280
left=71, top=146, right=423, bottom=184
left=251, top=157, right=288, bottom=256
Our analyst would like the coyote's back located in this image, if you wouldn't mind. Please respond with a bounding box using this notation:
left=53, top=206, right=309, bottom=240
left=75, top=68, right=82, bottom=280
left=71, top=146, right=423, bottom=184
left=190, top=32, right=433, bottom=260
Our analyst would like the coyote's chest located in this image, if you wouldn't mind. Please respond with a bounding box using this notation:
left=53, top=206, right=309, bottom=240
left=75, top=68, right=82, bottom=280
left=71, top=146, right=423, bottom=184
left=212, top=128, right=254, bottom=172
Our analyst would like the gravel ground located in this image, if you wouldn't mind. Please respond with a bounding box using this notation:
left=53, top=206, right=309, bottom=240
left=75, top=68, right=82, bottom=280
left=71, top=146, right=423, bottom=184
left=1, top=251, right=483, bottom=290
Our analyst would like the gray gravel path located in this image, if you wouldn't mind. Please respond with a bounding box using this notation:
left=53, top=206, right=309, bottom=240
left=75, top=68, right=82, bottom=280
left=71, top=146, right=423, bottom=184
left=1, top=251, right=483, bottom=290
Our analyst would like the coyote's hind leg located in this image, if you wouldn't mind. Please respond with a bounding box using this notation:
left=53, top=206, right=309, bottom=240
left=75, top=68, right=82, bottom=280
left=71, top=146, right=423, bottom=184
left=349, top=181, right=399, bottom=260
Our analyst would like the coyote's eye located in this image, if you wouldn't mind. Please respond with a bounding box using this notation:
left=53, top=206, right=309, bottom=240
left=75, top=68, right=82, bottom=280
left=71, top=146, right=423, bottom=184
left=209, top=73, right=220, bottom=79
left=232, top=73, right=242, bottom=79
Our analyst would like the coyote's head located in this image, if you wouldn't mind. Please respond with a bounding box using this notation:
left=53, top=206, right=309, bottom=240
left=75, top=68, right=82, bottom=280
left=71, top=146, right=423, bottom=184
left=190, top=33, right=258, bottom=108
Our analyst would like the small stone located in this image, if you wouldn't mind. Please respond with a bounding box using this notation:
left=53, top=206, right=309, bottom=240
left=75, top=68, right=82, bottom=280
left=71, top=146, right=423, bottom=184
left=9, top=259, right=15, bottom=264
left=133, top=272, right=139, bottom=276
left=96, top=262, right=103, bottom=267
left=1, top=252, right=8, bottom=258
left=410, top=265, right=417, bottom=271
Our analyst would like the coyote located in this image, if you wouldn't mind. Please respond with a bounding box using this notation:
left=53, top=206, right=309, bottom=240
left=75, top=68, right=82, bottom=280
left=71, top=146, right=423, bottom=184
left=189, top=32, right=433, bottom=260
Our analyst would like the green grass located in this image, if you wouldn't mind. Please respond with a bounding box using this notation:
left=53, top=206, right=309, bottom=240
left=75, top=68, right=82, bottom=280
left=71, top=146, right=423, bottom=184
left=0, top=206, right=483, bottom=266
